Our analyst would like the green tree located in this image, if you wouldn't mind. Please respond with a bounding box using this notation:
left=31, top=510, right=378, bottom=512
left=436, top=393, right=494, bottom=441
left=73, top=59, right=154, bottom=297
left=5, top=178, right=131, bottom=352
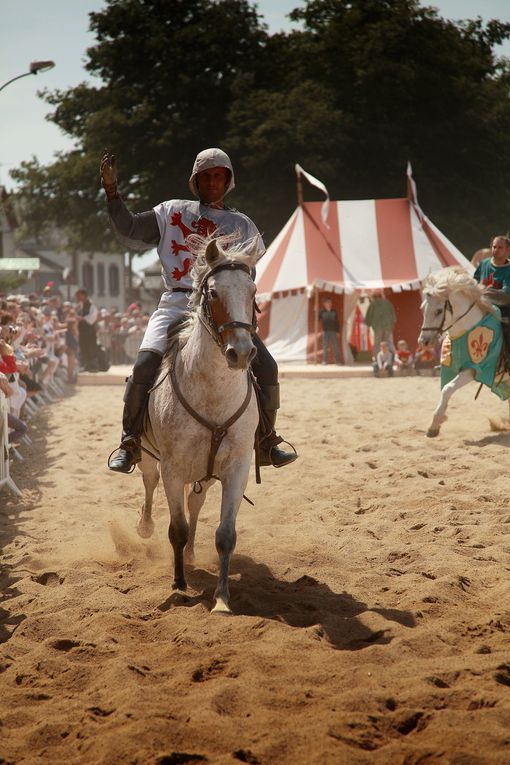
left=288, top=0, right=510, bottom=250
left=12, top=0, right=269, bottom=251
left=11, top=0, right=510, bottom=256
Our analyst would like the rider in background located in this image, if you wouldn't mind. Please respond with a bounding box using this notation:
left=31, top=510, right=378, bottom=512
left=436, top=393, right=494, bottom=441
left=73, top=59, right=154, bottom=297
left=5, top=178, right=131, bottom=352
left=101, top=147, right=297, bottom=474
left=474, top=235, right=510, bottom=293
left=474, top=234, right=510, bottom=352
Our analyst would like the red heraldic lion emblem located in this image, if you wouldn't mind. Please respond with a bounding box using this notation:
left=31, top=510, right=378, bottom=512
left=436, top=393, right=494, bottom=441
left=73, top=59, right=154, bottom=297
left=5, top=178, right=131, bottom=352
left=169, top=212, right=218, bottom=281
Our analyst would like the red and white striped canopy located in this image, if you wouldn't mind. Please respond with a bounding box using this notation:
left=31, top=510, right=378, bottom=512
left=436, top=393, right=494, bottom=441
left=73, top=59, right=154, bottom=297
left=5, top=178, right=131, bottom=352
left=256, top=198, right=472, bottom=299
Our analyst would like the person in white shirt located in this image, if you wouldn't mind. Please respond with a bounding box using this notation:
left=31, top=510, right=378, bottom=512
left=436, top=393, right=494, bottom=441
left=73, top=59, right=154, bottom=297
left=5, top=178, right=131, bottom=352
left=101, top=147, right=297, bottom=474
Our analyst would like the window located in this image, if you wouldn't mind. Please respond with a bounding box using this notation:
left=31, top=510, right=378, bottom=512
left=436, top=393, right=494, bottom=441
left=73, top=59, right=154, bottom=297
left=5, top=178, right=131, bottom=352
left=82, top=262, right=94, bottom=294
left=97, top=262, right=105, bottom=296
left=109, top=263, right=120, bottom=297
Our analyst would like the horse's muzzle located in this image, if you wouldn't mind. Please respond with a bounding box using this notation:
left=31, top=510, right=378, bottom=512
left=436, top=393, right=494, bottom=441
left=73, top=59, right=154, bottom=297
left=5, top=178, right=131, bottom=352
left=418, top=331, right=437, bottom=347
left=225, top=341, right=256, bottom=370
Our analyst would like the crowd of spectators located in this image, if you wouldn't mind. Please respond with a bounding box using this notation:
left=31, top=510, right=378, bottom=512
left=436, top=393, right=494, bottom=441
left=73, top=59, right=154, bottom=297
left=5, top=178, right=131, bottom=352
left=0, top=285, right=150, bottom=467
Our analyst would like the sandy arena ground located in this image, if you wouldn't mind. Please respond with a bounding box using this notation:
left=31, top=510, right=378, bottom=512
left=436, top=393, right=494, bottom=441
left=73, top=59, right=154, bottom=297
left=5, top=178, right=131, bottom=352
left=1, top=376, right=510, bottom=765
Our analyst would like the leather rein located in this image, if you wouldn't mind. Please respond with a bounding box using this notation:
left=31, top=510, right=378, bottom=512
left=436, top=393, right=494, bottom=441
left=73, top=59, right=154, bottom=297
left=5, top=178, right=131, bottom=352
left=168, top=260, right=258, bottom=496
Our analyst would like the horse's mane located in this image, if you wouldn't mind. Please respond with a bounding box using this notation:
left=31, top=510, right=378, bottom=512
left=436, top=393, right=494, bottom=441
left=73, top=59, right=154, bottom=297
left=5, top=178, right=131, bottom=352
left=162, top=233, right=259, bottom=364
left=422, top=266, right=499, bottom=318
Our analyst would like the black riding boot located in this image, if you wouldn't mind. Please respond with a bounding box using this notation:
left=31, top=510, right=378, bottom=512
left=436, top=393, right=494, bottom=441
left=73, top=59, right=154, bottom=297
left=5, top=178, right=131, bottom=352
left=108, top=377, right=152, bottom=473
left=258, top=384, right=298, bottom=468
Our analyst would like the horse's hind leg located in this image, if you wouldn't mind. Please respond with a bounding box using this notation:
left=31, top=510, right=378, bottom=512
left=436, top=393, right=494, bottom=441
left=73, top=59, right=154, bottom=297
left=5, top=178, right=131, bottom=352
left=427, top=368, right=474, bottom=437
left=160, top=466, right=188, bottom=590
left=185, top=479, right=215, bottom=564
left=136, top=452, right=159, bottom=538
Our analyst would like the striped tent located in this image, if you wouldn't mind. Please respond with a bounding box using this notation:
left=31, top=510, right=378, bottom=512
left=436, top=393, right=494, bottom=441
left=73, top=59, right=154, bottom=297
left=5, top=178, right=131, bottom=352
left=255, top=191, right=473, bottom=363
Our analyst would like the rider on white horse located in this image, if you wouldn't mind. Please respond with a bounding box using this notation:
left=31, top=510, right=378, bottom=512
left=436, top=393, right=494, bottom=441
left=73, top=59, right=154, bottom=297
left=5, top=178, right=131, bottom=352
left=101, top=147, right=298, bottom=473
left=474, top=234, right=510, bottom=349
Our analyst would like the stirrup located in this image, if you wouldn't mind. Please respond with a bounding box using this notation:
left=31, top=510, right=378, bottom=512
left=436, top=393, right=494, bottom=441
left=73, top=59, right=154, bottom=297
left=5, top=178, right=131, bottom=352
left=107, top=443, right=141, bottom=474
left=269, top=439, right=298, bottom=468
left=259, top=435, right=298, bottom=468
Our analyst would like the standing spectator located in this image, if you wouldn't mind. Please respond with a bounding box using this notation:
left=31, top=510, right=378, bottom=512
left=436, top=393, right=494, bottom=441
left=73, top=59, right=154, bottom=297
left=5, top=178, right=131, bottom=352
left=0, top=372, right=28, bottom=445
left=365, top=290, right=396, bottom=357
left=65, top=319, right=80, bottom=383
left=318, top=298, right=341, bottom=364
left=75, top=289, right=99, bottom=372
left=40, top=307, right=60, bottom=384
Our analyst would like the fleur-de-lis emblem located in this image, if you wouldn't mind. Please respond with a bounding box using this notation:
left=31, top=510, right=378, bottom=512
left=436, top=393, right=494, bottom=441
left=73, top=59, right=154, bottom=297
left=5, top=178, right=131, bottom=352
left=470, top=332, right=489, bottom=360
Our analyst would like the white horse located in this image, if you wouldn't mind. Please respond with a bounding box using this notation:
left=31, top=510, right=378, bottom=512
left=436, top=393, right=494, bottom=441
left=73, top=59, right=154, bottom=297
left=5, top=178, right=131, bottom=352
left=419, top=266, right=509, bottom=437
left=137, top=235, right=260, bottom=614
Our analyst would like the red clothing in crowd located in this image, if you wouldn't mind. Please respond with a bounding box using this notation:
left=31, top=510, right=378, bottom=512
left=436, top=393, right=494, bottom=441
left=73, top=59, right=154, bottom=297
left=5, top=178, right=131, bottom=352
left=0, top=344, right=17, bottom=375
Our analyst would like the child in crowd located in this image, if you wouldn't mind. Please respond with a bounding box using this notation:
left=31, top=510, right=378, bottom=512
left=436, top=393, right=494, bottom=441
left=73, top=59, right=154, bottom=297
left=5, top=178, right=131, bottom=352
left=373, top=341, right=394, bottom=377
left=414, top=341, right=438, bottom=375
left=394, top=339, right=413, bottom=375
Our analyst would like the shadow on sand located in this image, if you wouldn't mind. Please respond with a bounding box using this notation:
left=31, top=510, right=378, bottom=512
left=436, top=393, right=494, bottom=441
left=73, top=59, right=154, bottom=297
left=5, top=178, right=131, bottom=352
left=0, top=388, right=77, bottom=644
left=157, top=553, right=416, bottom=651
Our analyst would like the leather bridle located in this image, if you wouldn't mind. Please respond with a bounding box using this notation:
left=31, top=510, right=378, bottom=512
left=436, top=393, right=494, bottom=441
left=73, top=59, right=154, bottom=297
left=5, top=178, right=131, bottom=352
left=421, top=296, right=477, bottom=337
left=198, top=261, right=258, bottom=351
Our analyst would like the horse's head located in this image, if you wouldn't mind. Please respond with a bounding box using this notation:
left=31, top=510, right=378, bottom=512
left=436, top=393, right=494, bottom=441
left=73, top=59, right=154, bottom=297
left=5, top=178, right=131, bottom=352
left=419, top=267, right=493, bottom=346
left=419, top=287, right=450, bottom=346
left=191, top=235, right=259, bottom=370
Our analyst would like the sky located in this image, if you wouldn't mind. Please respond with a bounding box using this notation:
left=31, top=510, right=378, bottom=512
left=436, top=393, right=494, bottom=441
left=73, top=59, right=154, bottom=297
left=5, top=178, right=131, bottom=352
left=2, top=1, right=510, bottom=271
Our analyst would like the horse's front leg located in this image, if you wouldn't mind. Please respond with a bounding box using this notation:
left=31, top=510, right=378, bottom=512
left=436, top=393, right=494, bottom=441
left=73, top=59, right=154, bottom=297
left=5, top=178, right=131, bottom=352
left=136, top=452, right=160, bottom=538
left=212, top=465, right=250, bottom=615
left=427, top=368, right=474, bottom=437
left=185, top=479, right=215, bottom=564
left=160, top=465, right=188, bottom=590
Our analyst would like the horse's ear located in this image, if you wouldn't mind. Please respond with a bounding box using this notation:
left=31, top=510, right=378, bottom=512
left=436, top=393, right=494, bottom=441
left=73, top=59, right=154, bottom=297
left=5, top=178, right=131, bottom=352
left=205, top=239, right=220, bottom=266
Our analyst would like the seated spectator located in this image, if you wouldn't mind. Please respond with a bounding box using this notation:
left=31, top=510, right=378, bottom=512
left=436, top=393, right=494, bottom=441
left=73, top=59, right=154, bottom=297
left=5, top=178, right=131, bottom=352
left=415, top=342, right=439, bottom=376
left=373, top=341, right=394, bottom=377
left=394, top=339, right=414, bottom=375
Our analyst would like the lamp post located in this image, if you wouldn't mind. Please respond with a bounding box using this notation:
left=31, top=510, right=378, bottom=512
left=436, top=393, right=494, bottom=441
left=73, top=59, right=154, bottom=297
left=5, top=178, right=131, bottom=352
left=0, top=60, right=55, bottom=93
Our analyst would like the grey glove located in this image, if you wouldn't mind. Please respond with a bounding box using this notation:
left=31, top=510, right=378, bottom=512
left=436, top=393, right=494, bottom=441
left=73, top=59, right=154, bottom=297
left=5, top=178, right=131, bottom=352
left=100, top=150, right=118, bottom=199
left=485, top=287, right=510, bottom=305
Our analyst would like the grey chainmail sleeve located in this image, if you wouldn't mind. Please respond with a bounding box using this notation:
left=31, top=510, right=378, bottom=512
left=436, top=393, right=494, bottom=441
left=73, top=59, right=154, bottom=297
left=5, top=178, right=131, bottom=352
left=107, top=196, right=161, bottom=251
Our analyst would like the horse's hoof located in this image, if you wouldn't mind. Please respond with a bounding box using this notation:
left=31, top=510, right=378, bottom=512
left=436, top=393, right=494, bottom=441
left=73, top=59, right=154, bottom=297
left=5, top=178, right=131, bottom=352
left=211, top=597, right=232, bottom=615
left=426, top=429, right=439, bottom=438
left=136, top=518, right=155, bottom=539
left=172, top=578, right=187, bottom=591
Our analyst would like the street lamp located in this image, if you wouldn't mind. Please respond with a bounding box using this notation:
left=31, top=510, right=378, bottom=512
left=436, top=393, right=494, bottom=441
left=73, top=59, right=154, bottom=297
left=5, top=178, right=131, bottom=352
left=0, top=60, right=55, bottom=93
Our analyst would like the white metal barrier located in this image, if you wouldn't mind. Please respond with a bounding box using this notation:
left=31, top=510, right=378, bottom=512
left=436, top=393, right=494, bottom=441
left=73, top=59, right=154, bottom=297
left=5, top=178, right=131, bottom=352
left=0, top=390, right=21, bottom=497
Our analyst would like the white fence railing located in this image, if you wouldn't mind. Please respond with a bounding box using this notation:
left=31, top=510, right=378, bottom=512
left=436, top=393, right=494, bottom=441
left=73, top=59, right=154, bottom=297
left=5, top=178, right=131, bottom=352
left=0, top=391, right=21, bottom=497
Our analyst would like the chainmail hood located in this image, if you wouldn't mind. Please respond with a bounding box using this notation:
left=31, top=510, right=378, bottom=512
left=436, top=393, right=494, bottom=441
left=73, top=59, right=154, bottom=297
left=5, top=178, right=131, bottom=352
left=188, top=148, right=235, bottom=198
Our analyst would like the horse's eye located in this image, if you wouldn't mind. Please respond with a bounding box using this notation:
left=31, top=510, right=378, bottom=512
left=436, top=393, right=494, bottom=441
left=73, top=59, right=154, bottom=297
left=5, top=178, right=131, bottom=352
left=209, top=288, right=218, bottom=300
left=434, top=308, right=443, bottom=316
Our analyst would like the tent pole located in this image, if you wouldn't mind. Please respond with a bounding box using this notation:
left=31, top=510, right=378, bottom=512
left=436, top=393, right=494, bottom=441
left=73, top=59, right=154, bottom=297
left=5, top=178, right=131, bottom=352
left=296, top=170, right=304, bottom=207
left=314, top=285, right=319, bottom=363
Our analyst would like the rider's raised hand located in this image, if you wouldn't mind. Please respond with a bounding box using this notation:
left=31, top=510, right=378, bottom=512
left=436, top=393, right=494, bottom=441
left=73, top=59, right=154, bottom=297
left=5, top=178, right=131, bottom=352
left=100, top=150, right=118, bottom=199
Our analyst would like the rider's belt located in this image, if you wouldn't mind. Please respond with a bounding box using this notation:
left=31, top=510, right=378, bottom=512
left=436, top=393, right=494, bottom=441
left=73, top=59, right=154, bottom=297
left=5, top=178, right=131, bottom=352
left=172, top=287, right=192, bottom=293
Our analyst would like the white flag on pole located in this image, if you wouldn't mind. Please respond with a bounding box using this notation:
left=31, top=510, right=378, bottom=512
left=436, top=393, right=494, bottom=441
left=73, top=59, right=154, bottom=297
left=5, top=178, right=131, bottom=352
left=295, top=163, right=330, bottom=226
left=406, top=161, right=424, bottom=223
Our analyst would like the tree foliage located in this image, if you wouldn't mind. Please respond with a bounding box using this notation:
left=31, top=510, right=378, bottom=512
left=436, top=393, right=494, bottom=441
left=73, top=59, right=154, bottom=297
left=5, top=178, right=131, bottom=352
left=11, top=0, right=510, bottom=255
